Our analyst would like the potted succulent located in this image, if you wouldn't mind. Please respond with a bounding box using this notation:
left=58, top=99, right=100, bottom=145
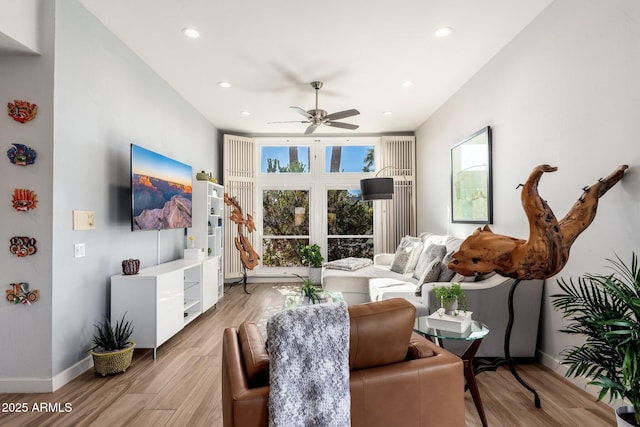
left=434, top=282, right=467, bottom=315
left=293, top=273, right=323, bottom=304
left=90, top=313, right=136, bottom=376
left=552, top=254, right=640, bottom=427
left=299, top=243, right=324, bottom=285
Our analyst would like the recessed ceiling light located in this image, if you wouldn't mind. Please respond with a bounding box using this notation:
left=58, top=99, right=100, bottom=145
left=434, top=27, right=453, bottom=38
left=402, top=81, right=414, bottom=88
left=182, top=28, right=200, bottom=38
left=241, top=111, right=250, bottom=116
left=218, top=81, right=231, bottom=88
left=383, top=111, right=393, bottom=116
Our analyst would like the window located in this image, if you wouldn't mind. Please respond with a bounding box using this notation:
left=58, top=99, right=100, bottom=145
left=261, top=189, right=309, bottom=267
left=261, top=146, right=310, bottom=173
left=223, top=134, right=415, bottom=278
left=327, top=189, right=373, bottom=261
left=325, top=145, right=374, bottom=173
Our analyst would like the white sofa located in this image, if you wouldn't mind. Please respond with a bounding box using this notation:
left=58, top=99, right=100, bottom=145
left=321, top=233, right=544, bottom=358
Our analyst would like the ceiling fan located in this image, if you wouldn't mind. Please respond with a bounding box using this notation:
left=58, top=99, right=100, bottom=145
left=269, top=81, right=360, bottom=134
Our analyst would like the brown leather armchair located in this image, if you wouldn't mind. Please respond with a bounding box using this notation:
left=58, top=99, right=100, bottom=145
left=222, top=298, right=465, bottom=427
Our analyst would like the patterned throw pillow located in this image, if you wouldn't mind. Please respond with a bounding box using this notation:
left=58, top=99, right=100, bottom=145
left=412, top=244, right=446, bottom=281
left=438, top=250, right=457, bottom=282
left=390, top=236, right=423, bottom=274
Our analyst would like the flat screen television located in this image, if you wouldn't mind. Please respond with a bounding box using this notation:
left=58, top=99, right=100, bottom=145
left=130, top=144, right=193, bottom=231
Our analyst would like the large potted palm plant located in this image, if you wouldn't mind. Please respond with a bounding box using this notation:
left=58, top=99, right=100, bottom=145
left=552, top=253, right=640, bottom=427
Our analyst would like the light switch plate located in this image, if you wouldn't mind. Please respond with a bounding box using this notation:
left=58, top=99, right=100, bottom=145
left=73, top=210, right=96, bottom=230
left=74, top=243, right=85, bottom=258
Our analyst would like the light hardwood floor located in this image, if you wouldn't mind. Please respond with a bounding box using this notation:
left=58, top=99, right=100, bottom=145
left=0, top=283, right=616, bottom=427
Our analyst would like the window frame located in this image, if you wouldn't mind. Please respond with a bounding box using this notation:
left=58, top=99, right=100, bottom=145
left=254, top=137, right=380, bottom=276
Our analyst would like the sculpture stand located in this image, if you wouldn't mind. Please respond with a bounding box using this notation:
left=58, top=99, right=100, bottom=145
left=475, top=279, right=541, bottom=408
left=228, top=265, right=250, bottom=294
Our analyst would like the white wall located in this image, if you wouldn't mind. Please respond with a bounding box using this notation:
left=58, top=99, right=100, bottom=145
left=415, top=0, right=640, bottom=394
left=0, top=0, right=219, bottom=391
left=0, top=1, right=55, bottom=390
left=0, top=0, right=40, bottom=53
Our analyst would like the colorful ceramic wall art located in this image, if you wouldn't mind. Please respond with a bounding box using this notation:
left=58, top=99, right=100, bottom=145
left=6, top=143, right=37, bottom=166
left=9, top=236, right=37, bottom=257
left=7, top=100, right=37, bottom=123
left=6, top=282, right=39, bottom=304
left=12, top=188, right=38, bottom=211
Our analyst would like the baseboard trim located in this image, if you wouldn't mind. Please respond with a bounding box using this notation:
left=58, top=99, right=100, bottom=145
left=52, top=355, right=93, bottom=391
left=537, top=349, right=625, bottom=409
left=0, top=355, right=92, bottom=393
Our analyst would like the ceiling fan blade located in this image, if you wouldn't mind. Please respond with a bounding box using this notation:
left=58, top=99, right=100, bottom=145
left=267, top=120, right=308, bottom=124
left=325, top=121, right=359, bottom=130
left=324, top=109, right=360, bottom=121
left=290, top=106, right=313, bottom=119
left=305, top=124, right=319, bottom=134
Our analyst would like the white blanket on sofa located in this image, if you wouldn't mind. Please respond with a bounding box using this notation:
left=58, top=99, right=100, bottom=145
left=266, top=301, right=351, bottom=427
left=323, top=257, right=373, bottom=271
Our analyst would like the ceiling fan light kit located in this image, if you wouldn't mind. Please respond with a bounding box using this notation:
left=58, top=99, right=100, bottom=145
left=268, top=81, right=360, bottom=134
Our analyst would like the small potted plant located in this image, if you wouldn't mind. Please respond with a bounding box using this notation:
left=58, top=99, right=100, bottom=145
left=434, top=282, right=467, bottom=315
left=552, top=254, right=640, bottom=427
left=299, top=243, right=324, bottom=284
left=90, top=313, right=136, bottom=376
left=293, top=273, right=323, bottom=304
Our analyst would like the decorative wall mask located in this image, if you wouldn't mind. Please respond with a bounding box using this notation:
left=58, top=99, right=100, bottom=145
left=12, top=188, right=38, bottom=211
left=7, top=100, right=37, bottom=123
left=7, top=143, right=37, bottom=166
left=9, top=236, right=37, bottom=257
left=6, top=282, right=39, bottom=305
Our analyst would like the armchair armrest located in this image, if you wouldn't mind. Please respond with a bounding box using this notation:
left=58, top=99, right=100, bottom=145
left=373, top=253, right=394, bottom=266
left=222, top=328, right=269, bottom=427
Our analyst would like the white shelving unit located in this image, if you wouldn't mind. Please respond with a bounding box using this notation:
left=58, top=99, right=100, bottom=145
left=190, top=180, right=225, bottom=302
left=111, top=259, right=212, bottom=358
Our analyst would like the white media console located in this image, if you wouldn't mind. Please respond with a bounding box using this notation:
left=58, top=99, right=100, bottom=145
left=111, top=257, right=221, bottom=359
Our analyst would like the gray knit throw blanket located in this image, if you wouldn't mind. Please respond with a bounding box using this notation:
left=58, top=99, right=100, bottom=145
left=266, top=301, right=350, bottom=427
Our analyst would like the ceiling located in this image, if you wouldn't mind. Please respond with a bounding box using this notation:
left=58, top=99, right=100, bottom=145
left=66, top=1, right=555, bottom=134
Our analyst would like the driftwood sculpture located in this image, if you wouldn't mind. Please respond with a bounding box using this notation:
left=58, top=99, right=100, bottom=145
left=449, top=164, right=628, bottom=280
left=224, top=193, right=260, bottom=271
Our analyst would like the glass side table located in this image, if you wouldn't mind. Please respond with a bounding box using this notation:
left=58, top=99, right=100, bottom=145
left=414, top=317, right=490, bottom=427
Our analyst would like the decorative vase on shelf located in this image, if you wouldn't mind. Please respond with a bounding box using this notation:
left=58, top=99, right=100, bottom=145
left=196, top=170, right=209, bottom=181
left=122, top=258, right=140, bottom=275
left=187, top=236, right=196, bottom=249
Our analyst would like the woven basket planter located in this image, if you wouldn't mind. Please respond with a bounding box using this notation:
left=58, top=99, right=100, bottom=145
left=91, top=341, right=136, bottom=376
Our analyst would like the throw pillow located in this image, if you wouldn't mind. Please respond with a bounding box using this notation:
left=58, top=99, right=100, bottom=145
left=414, top=259, right=442, bottom=296
left=389, top=236, right=422, bottom=274
left=412, top=244, right=447, bottom=281
left=406, top=333, right=435, bottom=359
left=438, top=250, right=457, bottom=282
left=406, top=242, right=424, bottom=273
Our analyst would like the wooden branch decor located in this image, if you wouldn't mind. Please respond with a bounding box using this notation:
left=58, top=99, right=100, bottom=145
left=449, top=164, right=628, bottom=280
left=224, top=193, right=260, bottom=270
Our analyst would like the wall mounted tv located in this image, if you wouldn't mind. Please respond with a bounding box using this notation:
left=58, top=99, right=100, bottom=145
left=130, top=144, right=193, bottom=231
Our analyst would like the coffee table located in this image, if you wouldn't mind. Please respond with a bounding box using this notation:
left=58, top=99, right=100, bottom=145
left=283, top=290, right=344, bottom=309
left=414, top=316, right=490, bottom=427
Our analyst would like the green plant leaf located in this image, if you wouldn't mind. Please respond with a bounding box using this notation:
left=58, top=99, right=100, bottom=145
left=552, top=253, right=640, bottom=420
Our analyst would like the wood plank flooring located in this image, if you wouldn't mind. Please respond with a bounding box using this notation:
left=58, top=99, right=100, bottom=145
left=0, top=283, right=616, bottom=426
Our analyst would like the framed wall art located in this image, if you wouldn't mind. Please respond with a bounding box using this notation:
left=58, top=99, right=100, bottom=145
left=450, top=126, right=493, bottom=224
